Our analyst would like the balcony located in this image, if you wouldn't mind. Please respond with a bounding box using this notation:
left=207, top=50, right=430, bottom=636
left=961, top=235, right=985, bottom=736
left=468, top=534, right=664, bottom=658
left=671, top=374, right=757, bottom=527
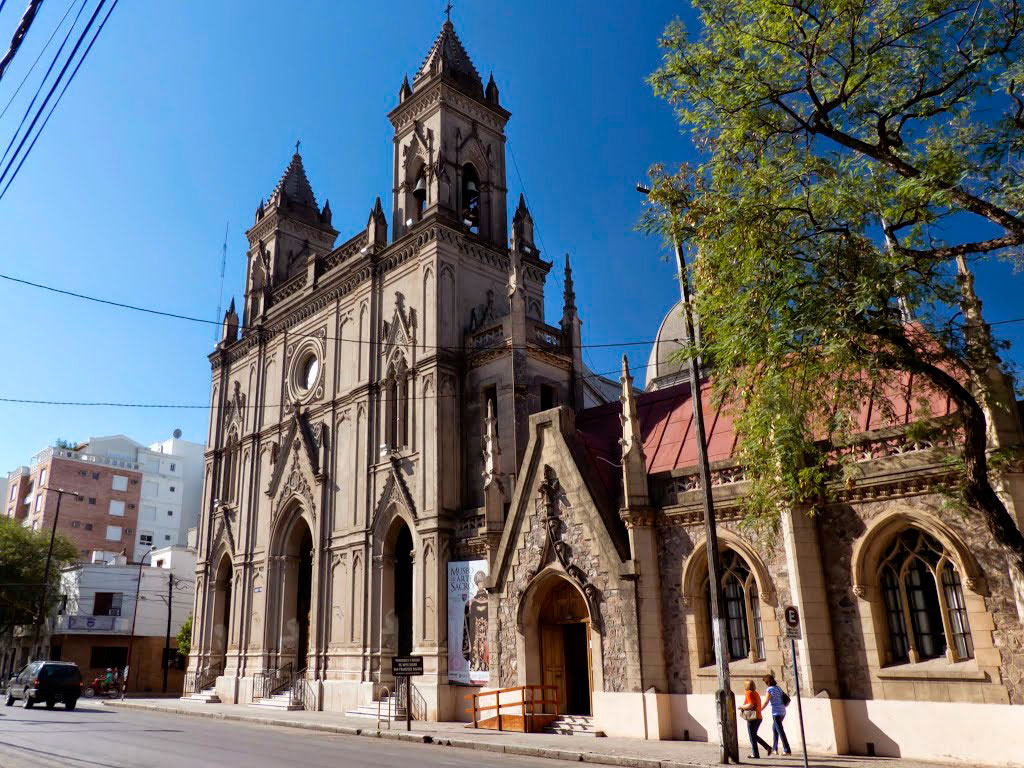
left=53, top=614, right=129, bottom=634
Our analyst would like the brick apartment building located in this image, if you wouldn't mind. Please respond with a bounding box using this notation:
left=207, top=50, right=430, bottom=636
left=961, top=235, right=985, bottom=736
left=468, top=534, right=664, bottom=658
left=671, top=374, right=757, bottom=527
left=5, top=448, right=143, bottom=562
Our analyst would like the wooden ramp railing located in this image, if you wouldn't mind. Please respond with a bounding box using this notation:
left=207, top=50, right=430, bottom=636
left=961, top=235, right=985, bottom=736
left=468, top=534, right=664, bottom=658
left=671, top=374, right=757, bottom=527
left=465, top=685, right=559, bottom=733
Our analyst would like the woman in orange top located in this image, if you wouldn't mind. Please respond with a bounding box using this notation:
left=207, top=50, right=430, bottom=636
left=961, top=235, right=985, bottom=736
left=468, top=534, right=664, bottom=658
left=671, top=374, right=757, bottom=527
left=739, top=679, right=773, bottom=759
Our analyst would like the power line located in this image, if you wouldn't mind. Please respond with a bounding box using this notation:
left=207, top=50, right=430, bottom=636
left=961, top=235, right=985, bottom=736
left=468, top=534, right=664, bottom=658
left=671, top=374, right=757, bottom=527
left=0, top=270, right=676, bottom=352
left=0, top=0, right=44, bottom=84
left=0, top=0, right=117, bottom=202
left=0, top=0, right=79, bottom=124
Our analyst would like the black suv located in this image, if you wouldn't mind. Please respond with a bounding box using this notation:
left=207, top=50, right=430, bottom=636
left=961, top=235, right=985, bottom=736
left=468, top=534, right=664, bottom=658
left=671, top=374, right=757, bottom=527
left=4, top=661, right=82, bottom=710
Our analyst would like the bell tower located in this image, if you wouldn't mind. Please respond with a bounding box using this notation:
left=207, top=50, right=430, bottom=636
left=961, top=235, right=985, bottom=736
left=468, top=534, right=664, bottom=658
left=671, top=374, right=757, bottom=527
left=388, top=20, right=510, bottom=247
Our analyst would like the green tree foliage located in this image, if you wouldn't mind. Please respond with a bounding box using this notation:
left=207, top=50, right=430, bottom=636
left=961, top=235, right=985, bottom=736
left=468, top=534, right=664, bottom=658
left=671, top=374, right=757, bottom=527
left=0, top=517, right=78, bottom=636
left=176, top=614, right=192, bottom=659
left=646, top=0, right=1024, bottom=576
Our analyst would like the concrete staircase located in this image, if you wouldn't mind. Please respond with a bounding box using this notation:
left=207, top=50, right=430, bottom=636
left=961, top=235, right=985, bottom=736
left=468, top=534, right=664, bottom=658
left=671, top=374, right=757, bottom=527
left=344, top=693, right=406, bottom=722
left=181, top=687, right=220, bottom=704
left=542, top=715, right=606, bottom=737
left=249, top=691, right=303, bottom=711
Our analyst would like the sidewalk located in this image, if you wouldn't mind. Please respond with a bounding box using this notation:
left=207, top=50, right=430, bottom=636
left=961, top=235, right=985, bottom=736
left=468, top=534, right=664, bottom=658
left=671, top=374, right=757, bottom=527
left=105, top=698, right=958, bottom=768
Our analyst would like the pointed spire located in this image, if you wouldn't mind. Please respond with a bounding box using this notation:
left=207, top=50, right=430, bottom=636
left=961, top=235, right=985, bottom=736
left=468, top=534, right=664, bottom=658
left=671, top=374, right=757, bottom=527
left=400, top=74, right=412, bottom=102
left=511, top=193, right=535, bottom=255
left=222, top=297, right=239, bottom=345
left=320, top=198, right=332, bottom=225
left=367, top=195, right=388, bottom=247
left=619, top=354, right=650, bottom=509
left=486, top=71, right=500, bottom=105
left=270, top=150, right=317, bottom=210
left=561, top=253, right=577, bottom=327
left=255, top=198, right=265, bottom=223
left=414, top=18, right=484, bottom=98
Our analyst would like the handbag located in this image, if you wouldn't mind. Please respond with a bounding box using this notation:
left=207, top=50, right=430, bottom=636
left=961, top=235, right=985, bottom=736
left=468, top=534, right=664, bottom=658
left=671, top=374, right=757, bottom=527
left=740, top=708, right=758, bottom=721
left=781, top=691, right=792, bottom=707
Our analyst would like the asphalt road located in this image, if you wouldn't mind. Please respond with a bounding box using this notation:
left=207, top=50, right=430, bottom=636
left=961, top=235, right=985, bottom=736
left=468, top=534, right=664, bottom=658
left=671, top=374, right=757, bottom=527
left=0, top=699, right=557, bottom=768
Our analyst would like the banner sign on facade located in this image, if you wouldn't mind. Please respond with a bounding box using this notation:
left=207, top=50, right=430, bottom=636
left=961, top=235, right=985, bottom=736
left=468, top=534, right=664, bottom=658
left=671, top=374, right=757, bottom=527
left=447, top=559, right=489, bottom=686
left=391, top=655, right=424, bottom=676
left=68, top=615, right=116, bottom=631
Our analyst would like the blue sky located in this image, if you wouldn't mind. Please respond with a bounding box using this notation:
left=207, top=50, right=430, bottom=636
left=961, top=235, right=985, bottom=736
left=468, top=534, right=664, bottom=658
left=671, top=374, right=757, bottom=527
left=0, top=0, right=1021, bottom=472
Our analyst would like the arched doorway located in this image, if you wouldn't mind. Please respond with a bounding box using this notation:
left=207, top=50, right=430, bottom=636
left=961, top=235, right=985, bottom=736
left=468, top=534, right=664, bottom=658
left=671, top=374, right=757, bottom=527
left=277, top=515, right=314, bottom=672
left=538, top=579, right=592, bottom=715
left=394, top=524, right=413, bottom=656
left=212, top=555, right=232, bottom=664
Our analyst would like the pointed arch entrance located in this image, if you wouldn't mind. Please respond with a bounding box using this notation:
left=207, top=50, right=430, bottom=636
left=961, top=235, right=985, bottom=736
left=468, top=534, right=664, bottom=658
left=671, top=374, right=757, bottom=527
left=521, top=572, right=594, bottom=716
left=212, top=555, right=233, bottom=666
left=379, top=516, right=415, bottom=658
left=272, top=509, right=315, bottom=673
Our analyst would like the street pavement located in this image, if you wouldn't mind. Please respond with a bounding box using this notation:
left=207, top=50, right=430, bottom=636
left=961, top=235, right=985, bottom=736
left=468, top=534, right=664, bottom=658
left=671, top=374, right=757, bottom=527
left=0, top=699, right=559, bottom=768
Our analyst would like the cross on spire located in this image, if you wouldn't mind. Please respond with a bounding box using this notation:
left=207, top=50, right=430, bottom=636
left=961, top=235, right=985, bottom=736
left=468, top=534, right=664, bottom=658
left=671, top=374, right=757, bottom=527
left=294, top=139, right=301, bottom=155
left=444, top=1, right=454, bottom=22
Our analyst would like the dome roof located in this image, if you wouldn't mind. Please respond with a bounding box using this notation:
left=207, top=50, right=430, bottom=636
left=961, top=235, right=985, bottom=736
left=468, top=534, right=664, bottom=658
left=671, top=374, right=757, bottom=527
left=646, top=300, right=688, bottom=390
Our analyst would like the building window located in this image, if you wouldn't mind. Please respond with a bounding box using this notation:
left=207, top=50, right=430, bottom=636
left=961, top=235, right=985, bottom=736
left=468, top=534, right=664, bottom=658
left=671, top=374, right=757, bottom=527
left=878, top=528, right=974, bottom=664
left=167, top=510, right=173, bottom=516
left=92, top=472, right=99, bottom=480
left=93, top=592, right=123, bottom=617
left=169, top=463, right=175, bottom=472
left=84, top=523, right=93, bottom=531
left=540, top=384, right=557, bottom=411
left=34, top=495, right=42, bottom=512
left=112, top=475, right=128, bottom=492
left=88, top=497, right=96, bottom=505
left=105, top=525, right=122, bottom=541
left=8, top=484, right=15, bottom=501
left=71, top=521, right=80, bottom=528
left=703, top=549, right=765, bottom=663
left=222, top=430, right=240, bottom=503
left=169, top=486, right=175, bottom=493
left=385, top=357, right=410, bottom=450
left=108, top=500, right=125, bottom=517
left=140, top=533, right=153, bottom=546
left=79, top=470, right=87, bottom=477
left=461, top=163, right=480, bottom=233
left=38, top=468, right=46, bottom=486
left=89, top=646, right=128, bottom=670
left=165, top=534, right=171, bottom=541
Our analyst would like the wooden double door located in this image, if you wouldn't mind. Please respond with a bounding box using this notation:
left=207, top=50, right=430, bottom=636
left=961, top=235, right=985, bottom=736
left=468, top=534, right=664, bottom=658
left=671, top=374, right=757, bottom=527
left=539, top=581, right=592, bottom=716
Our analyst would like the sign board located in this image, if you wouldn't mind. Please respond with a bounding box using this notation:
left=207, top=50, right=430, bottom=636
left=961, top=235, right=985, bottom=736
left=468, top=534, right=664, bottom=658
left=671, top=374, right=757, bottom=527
left=447, top=559, right=490, bottom=685
left=784, top=605, right=802, bottom=640
left=391, top=655, right=423, bottom=677
left=68, top=615, right=116, bottom=631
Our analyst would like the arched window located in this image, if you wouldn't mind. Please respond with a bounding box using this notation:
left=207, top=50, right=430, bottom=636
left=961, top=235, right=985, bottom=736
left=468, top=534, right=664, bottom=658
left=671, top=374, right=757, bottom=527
left=461, top=163, right=480, bottom=234
left=222, top=430, right=239, bottom=503
left=385, top=358, right=410, bottom=450
left=878, top=528, right=973, bottom=663
left=412, top=167, right=427, bottom=219
left=703, top=549, right=765, bottom=663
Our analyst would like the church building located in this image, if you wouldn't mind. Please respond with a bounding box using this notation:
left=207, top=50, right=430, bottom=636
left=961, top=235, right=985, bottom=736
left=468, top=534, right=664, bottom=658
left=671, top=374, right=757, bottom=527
left=189, top=20, right=1024, bottom=766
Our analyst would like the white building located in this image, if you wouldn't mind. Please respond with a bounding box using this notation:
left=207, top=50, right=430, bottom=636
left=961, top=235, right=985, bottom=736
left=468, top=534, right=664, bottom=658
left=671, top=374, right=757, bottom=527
left=81, top=434, right=205, bottom=559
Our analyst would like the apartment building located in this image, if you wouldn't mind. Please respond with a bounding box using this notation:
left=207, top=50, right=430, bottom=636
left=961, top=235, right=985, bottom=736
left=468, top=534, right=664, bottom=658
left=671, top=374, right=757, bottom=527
left=4, top=433, right=205, bottom=562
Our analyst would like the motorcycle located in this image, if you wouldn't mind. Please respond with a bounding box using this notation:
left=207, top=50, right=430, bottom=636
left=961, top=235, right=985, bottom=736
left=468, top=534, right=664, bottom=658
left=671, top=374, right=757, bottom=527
left=81, top=676, right=119, bottom=698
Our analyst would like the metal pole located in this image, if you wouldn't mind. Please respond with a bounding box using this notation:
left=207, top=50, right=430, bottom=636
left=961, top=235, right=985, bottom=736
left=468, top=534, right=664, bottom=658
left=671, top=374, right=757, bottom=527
left=791, top=638, right=810, bottom=768
left=673, top=234, right=739, bottom=764
left=123, top=548, right=154, bottom=699
left=162, top=573, right=174, bottom=693
left=31, top=488, right=73, bottom=660
left=405, top=675, right=411, bottom=732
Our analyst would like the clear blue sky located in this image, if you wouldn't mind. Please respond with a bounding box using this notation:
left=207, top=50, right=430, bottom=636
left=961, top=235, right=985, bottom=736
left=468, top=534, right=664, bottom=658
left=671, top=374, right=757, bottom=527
left=0, top=0, right=1021, bottom=472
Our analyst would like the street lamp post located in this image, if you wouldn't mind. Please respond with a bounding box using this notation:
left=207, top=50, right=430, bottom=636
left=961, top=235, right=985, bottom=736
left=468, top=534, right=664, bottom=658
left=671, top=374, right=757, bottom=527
left=31, top=487, right=82, bottom=660
left=638, top=183, right=740, bottom=763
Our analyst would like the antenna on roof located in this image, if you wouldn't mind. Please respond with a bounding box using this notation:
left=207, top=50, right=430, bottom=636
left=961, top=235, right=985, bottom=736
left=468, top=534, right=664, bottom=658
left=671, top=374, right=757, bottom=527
left=214, top=222, right=229, bottom=341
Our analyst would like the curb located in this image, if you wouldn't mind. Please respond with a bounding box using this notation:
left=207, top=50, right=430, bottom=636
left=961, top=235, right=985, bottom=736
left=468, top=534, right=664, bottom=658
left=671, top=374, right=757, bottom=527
left=103, top=701, right=705, bottom=768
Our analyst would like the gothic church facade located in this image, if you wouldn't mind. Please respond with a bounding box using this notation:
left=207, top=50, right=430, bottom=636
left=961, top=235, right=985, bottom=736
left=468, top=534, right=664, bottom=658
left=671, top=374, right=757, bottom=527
left=190, top=21, right=1024, bottom=766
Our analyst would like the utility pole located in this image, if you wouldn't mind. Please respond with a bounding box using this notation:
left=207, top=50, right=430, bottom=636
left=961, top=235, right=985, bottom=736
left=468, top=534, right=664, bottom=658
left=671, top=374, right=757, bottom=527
left=31, top=488, right=80, bottom=660
left=162, top=572, right=175, bottom=693
left=123, top=548, right=154, bottom=699
left=637, top=183, right=739, bottom=763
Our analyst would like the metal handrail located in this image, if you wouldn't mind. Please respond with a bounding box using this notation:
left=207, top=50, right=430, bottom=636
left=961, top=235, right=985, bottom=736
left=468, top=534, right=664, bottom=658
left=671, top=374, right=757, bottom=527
left=183, top=661, right=223, bottom=696
left=376, top=685, right=391, bottom=730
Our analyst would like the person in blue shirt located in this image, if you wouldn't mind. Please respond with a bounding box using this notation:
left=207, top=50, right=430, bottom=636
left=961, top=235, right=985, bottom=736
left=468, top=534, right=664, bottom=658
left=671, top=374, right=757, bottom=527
left=762, top=674, right=792, bottom=755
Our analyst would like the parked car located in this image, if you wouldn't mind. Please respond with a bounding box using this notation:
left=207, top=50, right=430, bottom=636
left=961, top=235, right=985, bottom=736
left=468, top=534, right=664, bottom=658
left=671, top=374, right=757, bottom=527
left=4, top=661, right=82, bottom=710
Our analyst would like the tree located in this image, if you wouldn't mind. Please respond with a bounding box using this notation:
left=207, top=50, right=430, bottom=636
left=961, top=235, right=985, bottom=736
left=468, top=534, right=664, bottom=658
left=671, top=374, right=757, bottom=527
left=0, top=517, right=78, bottom=636
left=645, top=0, right=1024, bottom=581
left=176, top=614, right=192, bottom=660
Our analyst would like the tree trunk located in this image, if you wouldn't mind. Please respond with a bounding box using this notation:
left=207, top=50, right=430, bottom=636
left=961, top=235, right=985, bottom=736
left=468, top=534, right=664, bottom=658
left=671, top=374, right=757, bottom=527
left=877, top=329, right=1024, bottom=583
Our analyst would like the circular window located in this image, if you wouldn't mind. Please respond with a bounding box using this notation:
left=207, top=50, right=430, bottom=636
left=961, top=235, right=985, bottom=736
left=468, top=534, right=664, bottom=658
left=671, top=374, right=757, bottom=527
left=300, top=354, right=319, bottom=391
